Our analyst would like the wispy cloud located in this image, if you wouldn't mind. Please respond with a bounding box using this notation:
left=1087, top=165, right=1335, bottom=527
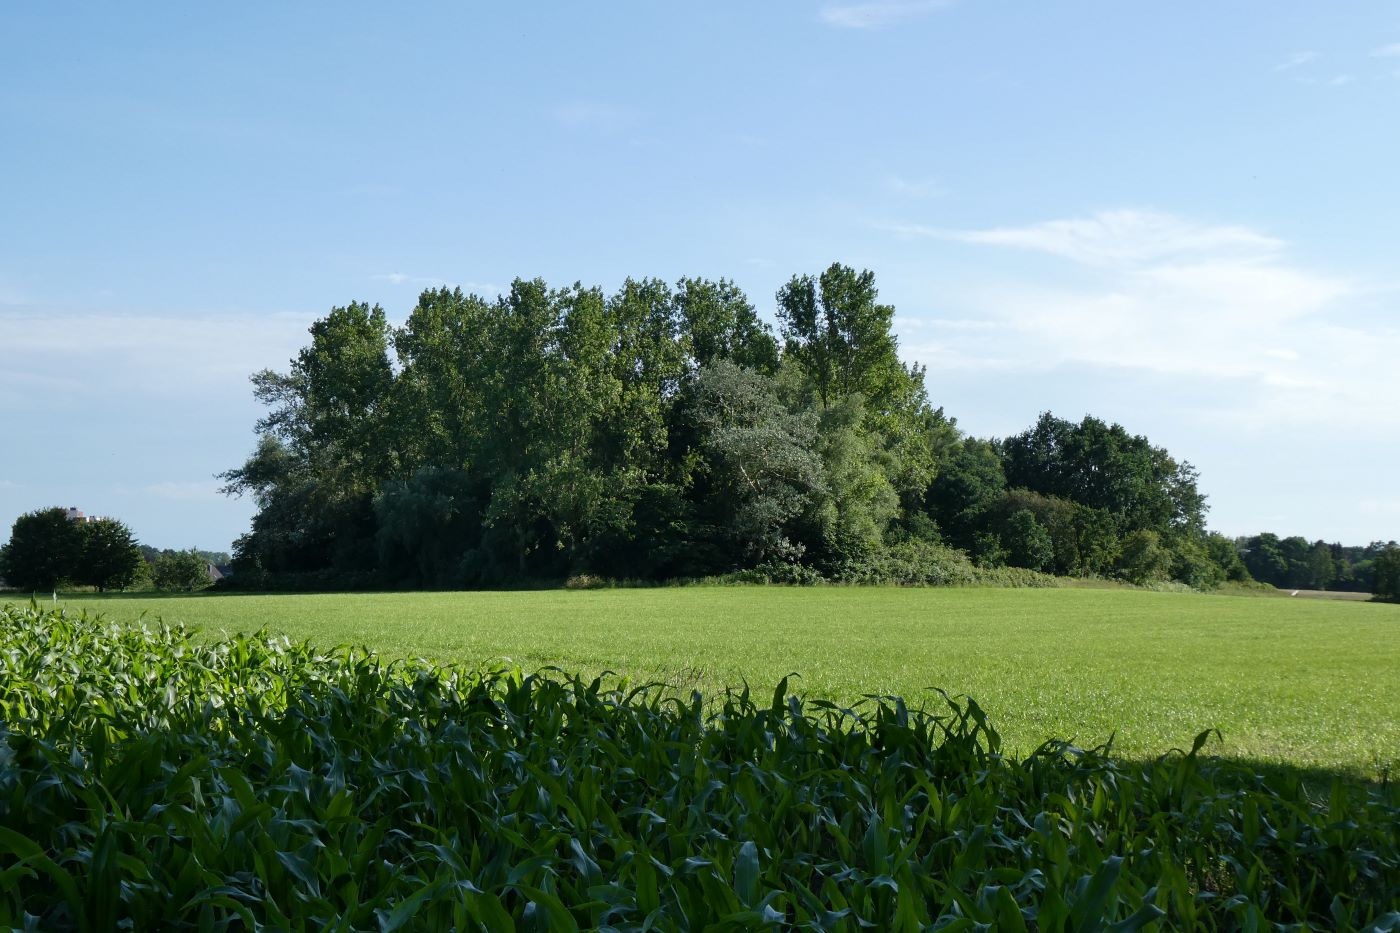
left=373, top=272, right=428, bottom=286
left=0, top=310, right=312, bottom=406
left=1328, top=74, right=1355, bottom=86
left=1370, top=42, right=1400, bottom=58
left=937, top=210, right=1283, bottom=267
left=884, top=174, right=945, bottom=198
left=819, top=0, right=950, bottom=29
left=891, top=210, right=1399, bottom=432
left=1275, top=50, right=1318, bottom=71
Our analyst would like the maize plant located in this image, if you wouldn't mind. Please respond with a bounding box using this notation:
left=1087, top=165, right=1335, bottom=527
left=0, top=604, right=1397, bottom=930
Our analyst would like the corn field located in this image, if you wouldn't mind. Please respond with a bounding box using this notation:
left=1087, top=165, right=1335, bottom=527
left=0, top=604, right=1396, bottom=930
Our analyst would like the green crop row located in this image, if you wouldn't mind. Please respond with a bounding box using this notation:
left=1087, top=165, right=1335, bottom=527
left=0, top=604, right=1397, bottom=930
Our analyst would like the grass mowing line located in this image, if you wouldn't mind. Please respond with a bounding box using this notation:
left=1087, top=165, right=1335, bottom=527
left=34, top=586, right=1400, bottom=778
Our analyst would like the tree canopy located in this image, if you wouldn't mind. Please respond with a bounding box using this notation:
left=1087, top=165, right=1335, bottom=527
left=0, top=508, right=81, bottom=593
left=219, top=265, right=1265, bottom=590
left=0, top=510, right=143, bottom=593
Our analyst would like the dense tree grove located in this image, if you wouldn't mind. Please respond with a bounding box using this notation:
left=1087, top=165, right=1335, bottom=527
left=222, top=265, right=1272, bottom=590
left=0, top=509, right=143, bottom=593
left=1235, top=534, right=1398, bottom=594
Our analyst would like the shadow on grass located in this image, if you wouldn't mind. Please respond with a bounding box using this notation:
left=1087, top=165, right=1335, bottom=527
left=1129, top=754, right=1393, bottom=795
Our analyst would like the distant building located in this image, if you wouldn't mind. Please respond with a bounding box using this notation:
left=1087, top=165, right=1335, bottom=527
left=64, top=507, right=104, bottom=524
left=208, top=563, right=234, bottom=584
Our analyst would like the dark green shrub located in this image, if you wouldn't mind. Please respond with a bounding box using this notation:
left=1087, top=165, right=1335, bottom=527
left=149, top=549, right=211, bottom=593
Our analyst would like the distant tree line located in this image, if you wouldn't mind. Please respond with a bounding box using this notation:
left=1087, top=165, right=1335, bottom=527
left=1235, top=534, right=1399, bottom=595
left=0, top=508, right=218, bottom=594
left=138, top=545, right=232, bottom=569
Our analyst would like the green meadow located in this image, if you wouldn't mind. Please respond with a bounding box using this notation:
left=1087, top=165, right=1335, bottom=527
left=36, top=586, right=1400, bottom=776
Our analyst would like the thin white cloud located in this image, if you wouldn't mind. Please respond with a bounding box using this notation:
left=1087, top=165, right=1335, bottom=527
left=878, top=221, right=945, bottom=238
left=1275, top=50, right=1318, bottom=71
left=884, top=174, right=945, bottom=198
left=894, top=210, right=1398, bottom=432
left=373, top=272, right=418, bottom=285
left=0, top=310, right=312, bottom=406
left=819, top=0, right=950, bottom=29
left=1370, top=42, right=1400, bottom=58
left=942, top=210, right=1283, bottom=267
left=1329, top=74, right=1355, bottom=86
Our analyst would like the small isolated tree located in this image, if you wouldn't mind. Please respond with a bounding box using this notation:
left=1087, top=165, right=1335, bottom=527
left=0, top=507, right=82, bottom=594
left=151, top=550, right=211, bottom=593
left=77, top=517, right=144, bottom=592
left=1374, top=544, right=1400, bottom=600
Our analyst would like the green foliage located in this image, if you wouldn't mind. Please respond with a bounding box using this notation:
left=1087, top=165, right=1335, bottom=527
left=75, top=517, right=143, bottom=591
left=1205, top=532, right=1251, bottom=583
left=1168, top=534, right=1225, bottom=589
left=150, top=549, right=211, bottom=593
left=1001, top=509, right=1055, bottom=572
left=969, top=565, right=1062, bottom=587
left=999, top=412, right=1206, bottom=536
left=1117, top=529, right=1175, bottom=585
left=674, top=276, right=779, bottom=373
left=0, top=513, right=153, bottom=593
left=0, top=508, right=82, bottom=593
left=987, top=489, right=1118, bottom=576
left=1240, top=531, right=1288, bottom=585
left=220, top=267, right=1288, bottom=591
left=126, top=556, right=153, bottom=591
left=680, top=361, right=825, bottom=570
left=971, top=531, right=1008, bottom=568
left=830, top=538, right=978, bottom=586
left=1375, top=545, right=1400, bottom=600
left=774, top=263, right=951, bottom=507
left=374, top=467, right=483, bottom=588
left=776, top=263, right=902, bottom=410
left=1237, top=533, right=1390, bottom=593
left=2, top=604, right=1397, bottom=930
left=140, top=544, right=231, bottom=566
left=809, top=395, right=901, bottom=570
left=924, top=438, right=1006, bottom=549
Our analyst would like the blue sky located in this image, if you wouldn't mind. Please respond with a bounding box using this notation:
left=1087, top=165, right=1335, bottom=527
left=3, top=2, right=1398, bottom=551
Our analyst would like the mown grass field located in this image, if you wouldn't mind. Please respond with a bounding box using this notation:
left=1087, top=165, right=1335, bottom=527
left=29, top=586, right=1399, bottom=777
